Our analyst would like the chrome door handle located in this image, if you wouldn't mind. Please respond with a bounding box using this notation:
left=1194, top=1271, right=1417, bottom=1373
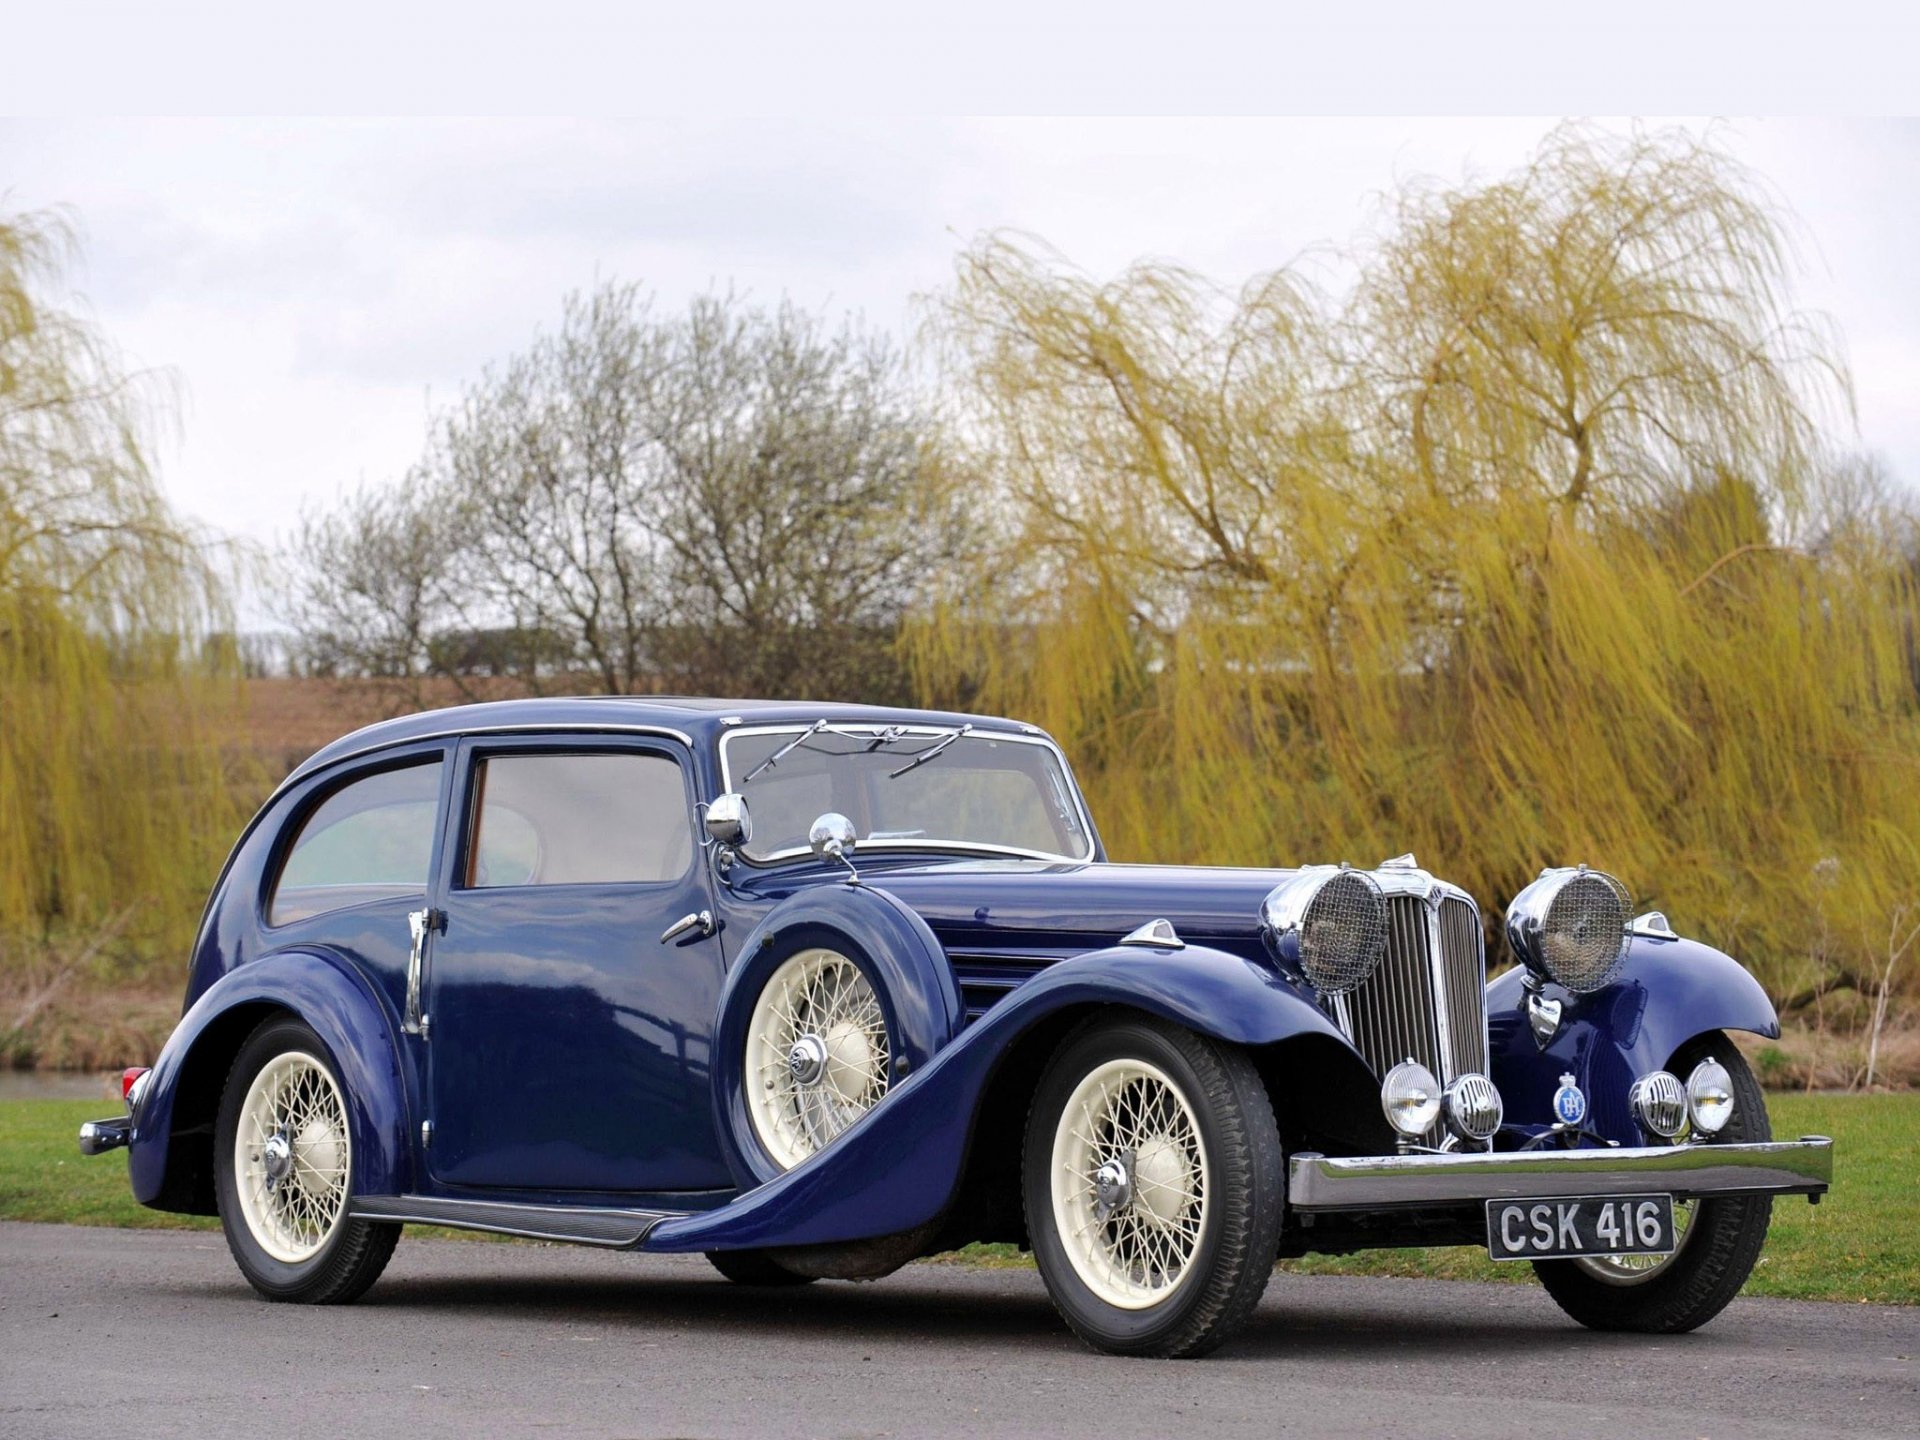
left=404, top=907, right=442, bottom=1035
left=661, top=910, right=715, bottom=944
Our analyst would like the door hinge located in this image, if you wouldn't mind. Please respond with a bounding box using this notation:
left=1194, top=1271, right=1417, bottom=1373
left=421, top=1119, right=434, bottom=1149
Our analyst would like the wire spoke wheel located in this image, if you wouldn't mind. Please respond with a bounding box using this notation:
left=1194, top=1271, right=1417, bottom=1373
left=235, top=1050, right=351, bottom=1264
left=1049, top=1058, right=1210, bottom=1310
left=745, top=948, right=891, bottom=1169
left=1574, top=1196, right=1698, bottom=1284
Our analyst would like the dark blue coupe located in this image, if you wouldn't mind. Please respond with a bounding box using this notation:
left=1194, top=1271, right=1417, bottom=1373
left=81, top=697, right=1832, bottom=1355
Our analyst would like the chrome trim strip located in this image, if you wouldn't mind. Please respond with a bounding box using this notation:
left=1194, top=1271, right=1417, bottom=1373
left=1288, top=1136, right=1834, bottom=1211
left=717, top=722, right=1099, bottom=866
left=285, top=721, right=697, bottom=789
left=349, top=1195, right=676, bottom=1248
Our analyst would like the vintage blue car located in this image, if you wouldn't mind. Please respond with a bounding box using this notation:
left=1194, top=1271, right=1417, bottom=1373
left=80, top=697, right=1832, bottom=1356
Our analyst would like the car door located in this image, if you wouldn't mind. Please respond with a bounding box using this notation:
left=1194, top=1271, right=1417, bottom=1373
left=422, top=734, right=732, bottom=1193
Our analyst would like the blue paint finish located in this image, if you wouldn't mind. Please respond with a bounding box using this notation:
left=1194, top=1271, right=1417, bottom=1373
left=130, top=948, right=413, bottom=1205
left=117, top=693, right=1793, bottom=1263
left=651, top=942, right=1356, bottom=1252
left=1487, top=933, right=1779, bottom=1145
left=422, top=734, right=735, bottom=1193
left=710, top=884, right=964, bottom=1186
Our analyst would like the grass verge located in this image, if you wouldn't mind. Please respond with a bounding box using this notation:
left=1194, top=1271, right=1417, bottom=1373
left=5, top=1093, right=1913, bottom=1303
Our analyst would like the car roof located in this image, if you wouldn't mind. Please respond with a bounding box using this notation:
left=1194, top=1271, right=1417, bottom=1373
left=285, top=695, right=1044, bottom=787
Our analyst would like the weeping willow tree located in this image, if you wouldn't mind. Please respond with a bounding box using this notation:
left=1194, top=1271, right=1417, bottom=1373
left=0, top=209, right=241, bottom=990
left=917, top=127, right=1920, bottom=1016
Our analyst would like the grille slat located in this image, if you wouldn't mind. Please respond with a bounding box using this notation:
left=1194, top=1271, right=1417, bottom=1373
left=1341, top=891, right=1489, bottom=1145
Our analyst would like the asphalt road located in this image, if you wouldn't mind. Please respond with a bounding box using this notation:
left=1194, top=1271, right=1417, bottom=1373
left=2, top=1222, right=1914, bottom=1440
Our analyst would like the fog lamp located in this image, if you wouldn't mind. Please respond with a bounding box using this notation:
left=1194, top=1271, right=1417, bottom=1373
left=1686, top=1057, right=1735, bottom=1135
left=1442, top=1072, right=1503, bottom=1142
left=1381, top=1058, right=1441, bottom=1137
left=1628, top=1070, right=1687, bottom=1139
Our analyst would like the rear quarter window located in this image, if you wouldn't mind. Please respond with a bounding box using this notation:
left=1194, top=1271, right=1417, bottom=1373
left=268, top=759, right=443, bottom=925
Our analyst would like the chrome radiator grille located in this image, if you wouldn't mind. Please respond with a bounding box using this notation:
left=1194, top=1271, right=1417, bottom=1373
left=1338, top=895, right=1489, bottom=1090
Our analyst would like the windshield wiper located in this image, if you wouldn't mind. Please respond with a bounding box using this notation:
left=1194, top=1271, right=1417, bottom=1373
left=887, top=723, right=972, bottom=780
left=740, top=719, right=829, bottom=783
left=741, top=720, right=922, bottom=784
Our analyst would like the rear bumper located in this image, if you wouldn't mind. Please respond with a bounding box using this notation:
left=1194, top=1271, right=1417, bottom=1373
left=77, top=1117, right=133, bottom=1156
left=1288, top=1136, right=1833, bottom=1212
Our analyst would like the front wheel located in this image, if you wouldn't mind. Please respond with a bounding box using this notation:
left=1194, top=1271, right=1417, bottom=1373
left=1023, top=1015, right=1284, bottom=1358
left=705, top=1249, right=818, bottom=1286
left=215, top=1016, right=399, bottom=1304
left=1533, top=1032, right=1773, bottom=1333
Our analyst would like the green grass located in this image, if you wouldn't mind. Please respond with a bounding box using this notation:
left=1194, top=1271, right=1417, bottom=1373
left=5, top=1094, right=1914, bottom=1303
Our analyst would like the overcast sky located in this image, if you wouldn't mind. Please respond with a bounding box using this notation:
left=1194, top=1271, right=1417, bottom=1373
left=2, top=117, right=1914, bottom=591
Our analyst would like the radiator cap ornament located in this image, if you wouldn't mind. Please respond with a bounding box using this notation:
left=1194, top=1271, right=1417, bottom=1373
left=1552, top=1072, right=1588, bottom=1127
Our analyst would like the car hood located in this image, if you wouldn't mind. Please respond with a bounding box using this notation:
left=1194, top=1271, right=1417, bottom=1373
left=867, top=858, right=1288, bottom=955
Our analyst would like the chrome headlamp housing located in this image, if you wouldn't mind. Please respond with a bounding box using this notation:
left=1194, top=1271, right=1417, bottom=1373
left=1504, top=864, right=1633, bottom=994
left=1261, top=865, right=1389, bottom=996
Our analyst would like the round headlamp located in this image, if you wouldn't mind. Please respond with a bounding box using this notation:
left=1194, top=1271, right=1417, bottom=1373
left=1261, top=866, right=1388, bottom=996
left=1629, top=1070, right=1687, bottom=1139
left=1686, top=1057, right=1735, bottom=1135
left=1504, top=865, right=1633, bottom=994
left=1381, top=1058, right=1442, bottom=1138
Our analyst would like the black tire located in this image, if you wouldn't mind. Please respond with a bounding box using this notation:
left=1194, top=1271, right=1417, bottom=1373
left=214, top=1016, right=400, bottom=1304
left=1022, top=1014, right=1284, bottom=1358
left=704, top=1249, right=819, bottom=1286
left=1533, top=1032, right=1773, bottom=1333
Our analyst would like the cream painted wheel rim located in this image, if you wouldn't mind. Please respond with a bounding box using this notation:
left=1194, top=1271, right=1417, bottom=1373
left=235, top=1050, right=351, bottom=1263
left=745, top=948, right=891, bottom=1170
left=1050, top=1058, right=1210, bottom=1310
left=1574, top=1196, right=1697, bottom=1284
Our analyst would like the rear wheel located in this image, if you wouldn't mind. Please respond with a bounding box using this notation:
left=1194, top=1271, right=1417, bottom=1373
left=215, top=1016, right=399, bottom=1304
left=1023, top=1015, right=1283, bottom=1357
left=1533, top=1032, right=1773, bottom=1333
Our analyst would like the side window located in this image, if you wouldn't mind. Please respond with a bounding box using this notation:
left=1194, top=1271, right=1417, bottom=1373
left=269, top=759, right=443, bottom=925
left=466, top=752, right=693, bottom=888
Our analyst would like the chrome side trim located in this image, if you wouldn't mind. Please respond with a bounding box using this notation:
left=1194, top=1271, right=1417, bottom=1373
left=284, top=722, right=697, bottom=790
left=348, top=1195, right=677, bottom=1248
left=1288, top=1136, right=1834, bottom=1212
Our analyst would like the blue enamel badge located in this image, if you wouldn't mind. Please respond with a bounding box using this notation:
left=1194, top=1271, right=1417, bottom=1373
left=1552, top=1072, right=1588, bottom=1126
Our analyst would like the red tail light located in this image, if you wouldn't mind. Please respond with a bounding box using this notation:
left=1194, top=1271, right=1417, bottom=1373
left=122, top=1066, right=151, bottom=1101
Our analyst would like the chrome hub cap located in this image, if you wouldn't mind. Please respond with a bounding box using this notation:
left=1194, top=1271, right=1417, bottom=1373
left=788, top=1034, right=829, bottom=1087
left=261, top=1132, right=293, bottom=1188
left=745, top=948, right=891, bottom=1170
left=1050, top=1058, right=1210, bottom=1310
left=234, top=1051, right=351, bottom=1264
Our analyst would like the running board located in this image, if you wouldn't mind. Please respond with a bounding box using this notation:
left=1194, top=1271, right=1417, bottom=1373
left=350, top=1195, right=675, bottom=1248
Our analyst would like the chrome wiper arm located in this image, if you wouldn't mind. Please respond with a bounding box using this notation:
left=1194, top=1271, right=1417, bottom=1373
left=887, top=723, right=972, bottom=780
left=741, top=719, right=828, bottom=784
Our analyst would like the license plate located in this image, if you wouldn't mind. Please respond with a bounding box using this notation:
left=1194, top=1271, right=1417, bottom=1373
left=1485, top=1194, right=1676, bottom=1261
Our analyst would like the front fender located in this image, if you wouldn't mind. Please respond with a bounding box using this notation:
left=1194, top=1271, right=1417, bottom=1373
left=654, top=941, right=1358, bottom=1253
left=1488, top=934, right=1779, bottom=1145
left=710, top=882, right=965, bottom=1186
left=128, top=949, right=412, bottom=1211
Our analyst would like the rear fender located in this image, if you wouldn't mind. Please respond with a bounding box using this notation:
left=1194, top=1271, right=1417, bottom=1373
left=128, top=950, right=412, bottom=1212
left=655, top=941, right=1359, bottom=1253
left=1488, top=934, right=1779, bottom=1145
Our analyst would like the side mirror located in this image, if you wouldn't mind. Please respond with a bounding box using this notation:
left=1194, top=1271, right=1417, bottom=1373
left=705, top=792, right=752, bottom=848
left=808, top=811, right=860, bottom=882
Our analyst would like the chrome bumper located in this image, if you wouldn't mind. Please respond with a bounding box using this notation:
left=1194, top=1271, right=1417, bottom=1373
left=1288, top=1136, right=1833, bottom=1212
left=77, top=1117, right=132, bottom=1156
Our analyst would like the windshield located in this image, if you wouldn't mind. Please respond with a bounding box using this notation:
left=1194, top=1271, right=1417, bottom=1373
left=721, top=723, right=1093, bottom=864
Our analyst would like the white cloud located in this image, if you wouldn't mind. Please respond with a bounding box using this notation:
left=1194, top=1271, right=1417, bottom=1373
left=1, top=117, right=1913, bottom=598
